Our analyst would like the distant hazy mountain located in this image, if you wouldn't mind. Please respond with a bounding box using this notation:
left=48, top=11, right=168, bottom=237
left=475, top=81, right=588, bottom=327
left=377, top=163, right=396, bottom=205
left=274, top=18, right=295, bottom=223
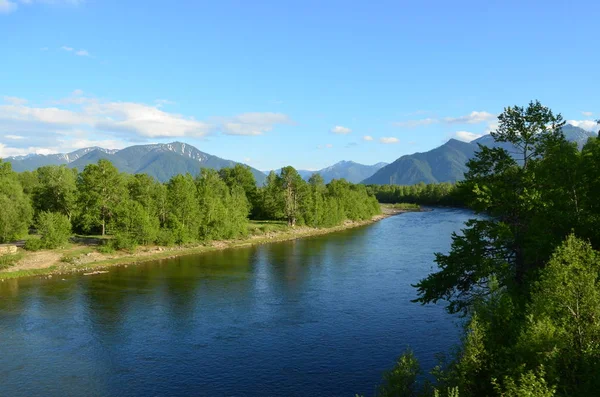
left=363, top=125, right=597, bottom=185
left=267, top=160, right=388, bottom=184
left=6, top=142, right=267, bottom=185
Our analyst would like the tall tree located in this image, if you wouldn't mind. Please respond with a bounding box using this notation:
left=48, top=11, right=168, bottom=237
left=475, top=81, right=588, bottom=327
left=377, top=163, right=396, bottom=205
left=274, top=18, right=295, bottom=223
left=279, top=166, right=306, bottom=226
left=166, top=173, right=200, bottom=244
left=218, top=164, right=259, bottom=216
left=414, top=101, right=568, bottom=313
left=33, top=165, right=78, bottom=220
left=76, top=159, right=127, bottom=236
left=0, top=160, right=33, bottom=243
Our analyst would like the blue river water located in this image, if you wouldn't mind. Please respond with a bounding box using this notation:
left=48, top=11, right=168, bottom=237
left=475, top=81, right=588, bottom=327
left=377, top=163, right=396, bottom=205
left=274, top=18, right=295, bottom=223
left=0, top=208, right=473, bottom=396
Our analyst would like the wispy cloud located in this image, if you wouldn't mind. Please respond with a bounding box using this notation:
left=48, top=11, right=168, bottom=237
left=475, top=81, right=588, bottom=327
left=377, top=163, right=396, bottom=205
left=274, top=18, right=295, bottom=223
left=219, top=112, right=293, bottom=136
left=330, top=125, right=351, bottom=134
left=61, top=45, right=92, bottom=57
left=582, top=111, right=593, bottom=117
left=3, top=96, right=27, bottom=105
left=362, top=135, right=373, bottom=141
left=380, top=137, right=399, bottom=144
left=4, top=134, right=25, bottom=140
left=1, top=0, right=84, bottom=15
left=444, top=111, right=496, bottom=124
left=393, top=118, right=439, bottom=128
left=0, top=0, right=17, bottom=14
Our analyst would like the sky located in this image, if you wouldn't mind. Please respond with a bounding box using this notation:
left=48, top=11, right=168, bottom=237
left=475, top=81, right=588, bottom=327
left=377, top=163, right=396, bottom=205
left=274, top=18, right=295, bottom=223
left=1, top=0, right=598, bottom=171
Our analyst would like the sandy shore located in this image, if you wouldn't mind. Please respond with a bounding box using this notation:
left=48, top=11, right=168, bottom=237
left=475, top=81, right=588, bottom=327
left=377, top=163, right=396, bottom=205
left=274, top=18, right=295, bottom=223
left=0, top=205, right=417, bottom=281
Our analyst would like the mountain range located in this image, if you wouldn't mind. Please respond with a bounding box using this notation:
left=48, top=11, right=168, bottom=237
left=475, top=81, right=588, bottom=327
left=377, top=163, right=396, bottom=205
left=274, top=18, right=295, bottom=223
left=6, top=142, right=268, bottom=185
left=4, top=125, right=596, bottom=186
left=267, top=161, right=388, bottom=184
left=363, top=125, right=597, bottom=185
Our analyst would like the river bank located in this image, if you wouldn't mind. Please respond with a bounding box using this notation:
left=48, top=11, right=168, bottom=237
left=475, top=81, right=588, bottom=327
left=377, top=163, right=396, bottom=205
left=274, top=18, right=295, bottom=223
left=0, top=204, right=419, bottom=281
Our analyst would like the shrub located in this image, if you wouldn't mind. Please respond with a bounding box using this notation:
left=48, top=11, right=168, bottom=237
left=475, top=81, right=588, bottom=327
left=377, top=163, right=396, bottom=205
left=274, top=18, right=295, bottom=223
left=24, top=238, right=44, bottom=251
left=37, top=211, right=72, bottom=249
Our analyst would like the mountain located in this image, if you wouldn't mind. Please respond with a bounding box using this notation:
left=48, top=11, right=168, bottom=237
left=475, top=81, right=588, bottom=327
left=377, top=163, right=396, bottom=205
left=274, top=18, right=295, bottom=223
left=363, top=125, right=597, bottom=185
left=267, top=161, right=388, bottom=184
left=5, top=142, right=267, bottom=185
left=362, top=139, right=477, bottom=185
left=316, top=160, right=388, bottom=183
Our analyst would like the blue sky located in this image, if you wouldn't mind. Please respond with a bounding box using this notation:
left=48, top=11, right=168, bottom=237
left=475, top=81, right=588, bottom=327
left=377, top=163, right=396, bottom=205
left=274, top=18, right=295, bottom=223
left=1, top=0, right=598, bottom=170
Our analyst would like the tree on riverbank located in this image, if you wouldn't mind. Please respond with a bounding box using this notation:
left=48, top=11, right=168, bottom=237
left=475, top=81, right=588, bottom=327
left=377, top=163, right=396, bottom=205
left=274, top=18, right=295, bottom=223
left=374, top=101, right=600, bottom=396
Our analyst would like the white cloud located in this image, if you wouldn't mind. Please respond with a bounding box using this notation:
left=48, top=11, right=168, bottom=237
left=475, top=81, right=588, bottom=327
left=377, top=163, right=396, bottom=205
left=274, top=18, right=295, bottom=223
left=331, top=125, right=351, bottom=134
left=40, top=47, right=48, bottom=51
left=445, top=111, right=496, bottom=124
left=380, top=137, right=399, bottom=144
left=454, top=131, right=483, bottom=142
left=61, top=46, right=74, bottom=51
left=0, top=94, right=295, bottom=158
left=582, top=111, right=593, bottom=117
left=0, top=0, right=17, bottom=14
left=568, top=120, right=600, bottom=133
left=90, top=101, right=214, bottom=138
left=362, top=135, right=373, bottom=141
left=3, top=96, right=27, bottom=105
left=393, top=118, right=439, bottom=128
left=326, top=143, right=333, bottom=148
left=220, top=112, right=293, bottom=136
left=75, top=49, right=90, bottom=57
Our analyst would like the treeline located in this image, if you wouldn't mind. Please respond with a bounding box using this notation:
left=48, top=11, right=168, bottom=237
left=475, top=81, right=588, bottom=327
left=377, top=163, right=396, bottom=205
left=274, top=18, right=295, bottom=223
left=374, top=102, right=600, bottom=396
left=366, top=182, right=463, bottom=206
left=0, top=160, right=380, bottom=251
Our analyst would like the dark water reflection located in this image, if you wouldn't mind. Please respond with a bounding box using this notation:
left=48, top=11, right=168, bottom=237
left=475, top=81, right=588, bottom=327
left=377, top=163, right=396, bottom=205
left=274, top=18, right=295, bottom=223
left=0, top=208, right=473, bottom=397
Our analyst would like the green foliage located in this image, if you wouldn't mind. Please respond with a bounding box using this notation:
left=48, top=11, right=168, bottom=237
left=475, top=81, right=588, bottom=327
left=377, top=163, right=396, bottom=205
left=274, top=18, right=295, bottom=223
left=377, top=349, right=421, bottom=397
left=0, top=160, right=33, bottom=243
left=368, top=182, right=462, bottom=207
left=33, top=165, right=77, bottom=220
left=24, top=238, right=44, bottom=251
left=392, top=102, right=600, bottom=397
left=37, top=211, right=72, bottom=249
left=110, top=199, right=159, bottom=250
left=76, top=159, right=127, bottom=236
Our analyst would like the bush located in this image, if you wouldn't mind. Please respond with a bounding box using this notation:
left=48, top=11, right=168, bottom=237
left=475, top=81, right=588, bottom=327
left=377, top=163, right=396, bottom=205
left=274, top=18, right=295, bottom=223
left=24, top=238, right=44, bottom=251
left=37, top=211, right=72, bottom=249
left=156, top=229, right=176, bottom=246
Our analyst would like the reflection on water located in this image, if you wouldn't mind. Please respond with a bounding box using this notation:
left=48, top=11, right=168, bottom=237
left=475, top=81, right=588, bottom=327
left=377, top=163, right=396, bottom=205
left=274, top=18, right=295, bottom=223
left=0, top=208, right=473, bottom=397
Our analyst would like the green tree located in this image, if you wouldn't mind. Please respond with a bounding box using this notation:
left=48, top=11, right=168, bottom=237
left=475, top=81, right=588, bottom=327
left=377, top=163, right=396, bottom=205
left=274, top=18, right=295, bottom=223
left=166, top=173, right=200, bottom=244
left=218, top=164, right=259, bottom=216
left=414, top=101, right=568, bottom=314
left=280, top=166, right=306, bottom=226
left=0, top=160, right=33, bottom=243
left=76, top=159, right=127, bottom=236
left=111, top=199, right=160, bottom=249
left=33, top=165, right=78, bottom=220
left=37, top=211, right=72, bottom=249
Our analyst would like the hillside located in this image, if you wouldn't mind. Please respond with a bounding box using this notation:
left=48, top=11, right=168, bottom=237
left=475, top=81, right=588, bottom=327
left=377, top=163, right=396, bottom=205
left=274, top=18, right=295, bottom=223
left=6, top=142, right=267, bottom=185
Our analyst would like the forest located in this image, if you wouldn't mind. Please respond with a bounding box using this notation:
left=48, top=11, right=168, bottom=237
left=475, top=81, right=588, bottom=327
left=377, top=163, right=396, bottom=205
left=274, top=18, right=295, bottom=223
left=374, top=101, right=600, bottom=397
left=0, top=161, right=380, bottom=256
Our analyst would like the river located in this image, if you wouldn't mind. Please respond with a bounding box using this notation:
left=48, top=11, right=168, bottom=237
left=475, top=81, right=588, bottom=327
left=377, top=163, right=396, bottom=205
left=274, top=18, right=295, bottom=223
left=0, top=208, right=473, bottom=397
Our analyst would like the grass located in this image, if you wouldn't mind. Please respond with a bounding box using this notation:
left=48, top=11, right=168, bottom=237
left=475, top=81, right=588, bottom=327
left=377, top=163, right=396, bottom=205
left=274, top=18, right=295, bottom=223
left=384, top=203, right=421, bottom=210
left=247, top=220, right=289, bottom=235
left=0, top=252, right=24, bottom=270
